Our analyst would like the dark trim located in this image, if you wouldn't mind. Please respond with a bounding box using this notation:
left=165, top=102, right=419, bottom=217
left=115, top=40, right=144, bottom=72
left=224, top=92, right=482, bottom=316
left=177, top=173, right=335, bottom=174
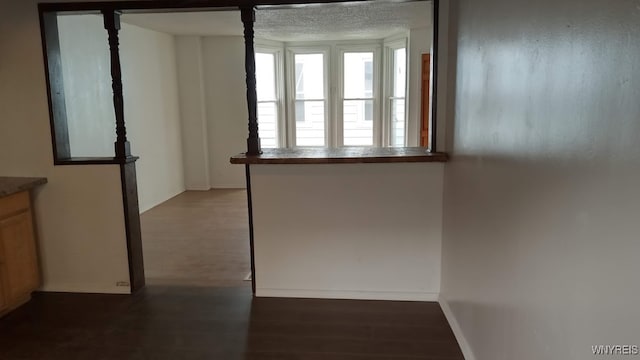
left=38, top=0, right=392, bottom=13
left=231, top=147, right=448, bottom=164
left=54, top=156, right=139, bottom=166
left=39, top=11, right=71, bottom=161
left=245, top=165, right=256, bottom=295
left=241, top=6, right=262, bottom=155
left=430, top=0, right=439, bottom=152
left=119, top=161, right=145, bottom=292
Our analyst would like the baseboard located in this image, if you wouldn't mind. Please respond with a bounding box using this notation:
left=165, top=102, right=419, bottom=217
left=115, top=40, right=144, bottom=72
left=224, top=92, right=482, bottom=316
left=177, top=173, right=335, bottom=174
left=256, top=288, right=439, bottom=301
left=439, top=294, right=475, bottom=360
left=39, top=283, right=131, bottom=295
left=139, top=188, right=186, bottom=213
left=184, top=186, right=211, bottom=191
left=209, top=183, right=247, bottom=189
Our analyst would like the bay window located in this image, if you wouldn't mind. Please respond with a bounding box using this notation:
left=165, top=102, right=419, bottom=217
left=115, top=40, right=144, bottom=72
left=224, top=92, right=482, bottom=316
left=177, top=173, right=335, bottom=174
left=255, top=40, right=408, bottom=148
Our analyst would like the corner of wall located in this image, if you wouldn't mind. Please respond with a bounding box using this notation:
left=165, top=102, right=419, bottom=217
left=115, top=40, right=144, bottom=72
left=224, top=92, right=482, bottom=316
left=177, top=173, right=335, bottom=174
left=439, top=293, right=476, bottom=360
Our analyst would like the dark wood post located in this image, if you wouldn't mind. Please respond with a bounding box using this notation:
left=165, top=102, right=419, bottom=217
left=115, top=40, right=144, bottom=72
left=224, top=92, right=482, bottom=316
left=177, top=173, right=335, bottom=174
left=102, top=10, right=131, bottom=158
left=103, top=10, right=145, bottom=292
left=241, top=6, right=262, bottom=155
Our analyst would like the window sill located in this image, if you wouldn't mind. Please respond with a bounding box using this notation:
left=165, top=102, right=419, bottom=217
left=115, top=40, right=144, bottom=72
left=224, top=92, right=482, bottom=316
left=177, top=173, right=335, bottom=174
left=54, top=156, right=139, bottom=166
left=230, top=147, right=448, bottom=165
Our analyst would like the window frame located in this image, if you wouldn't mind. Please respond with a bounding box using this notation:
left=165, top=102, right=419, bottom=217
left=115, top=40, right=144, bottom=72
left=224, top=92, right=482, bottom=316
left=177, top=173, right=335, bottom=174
left=285, top=45, right=331, bottom=148
left=335, top=43, right=382, bottom=147
left=255, top=41, right=286, bottom=148
left=382, top=38, right=409, bottom=147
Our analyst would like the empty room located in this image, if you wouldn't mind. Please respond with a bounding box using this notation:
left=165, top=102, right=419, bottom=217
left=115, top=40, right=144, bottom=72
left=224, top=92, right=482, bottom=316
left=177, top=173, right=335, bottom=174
left=1, top=0, right=639, bottom=359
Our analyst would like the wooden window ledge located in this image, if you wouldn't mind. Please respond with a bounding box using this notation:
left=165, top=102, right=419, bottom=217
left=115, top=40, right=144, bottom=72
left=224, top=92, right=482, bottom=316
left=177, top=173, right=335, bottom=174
left=230, top=147, right=448, bottom=165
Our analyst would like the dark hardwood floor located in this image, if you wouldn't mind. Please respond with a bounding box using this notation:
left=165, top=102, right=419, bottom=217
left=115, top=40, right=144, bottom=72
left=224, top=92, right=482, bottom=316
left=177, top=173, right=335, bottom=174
left=0, top=286, right=464, bottom=360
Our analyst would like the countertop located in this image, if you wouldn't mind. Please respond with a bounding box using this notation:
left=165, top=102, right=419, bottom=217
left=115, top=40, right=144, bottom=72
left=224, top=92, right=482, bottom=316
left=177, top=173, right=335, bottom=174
left=0, top=177, right=48, bottom=198
left=230, top=147, right=448, bottom=165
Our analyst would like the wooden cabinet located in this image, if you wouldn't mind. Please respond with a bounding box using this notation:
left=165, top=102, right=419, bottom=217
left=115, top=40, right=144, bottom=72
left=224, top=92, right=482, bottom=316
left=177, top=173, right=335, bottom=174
left=0, top=191, right=40, bottom=317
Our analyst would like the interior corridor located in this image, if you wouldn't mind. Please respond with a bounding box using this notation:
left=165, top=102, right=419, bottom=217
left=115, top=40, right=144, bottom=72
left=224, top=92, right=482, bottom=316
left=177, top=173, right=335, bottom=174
left=140, top=189, right=251, bottom=287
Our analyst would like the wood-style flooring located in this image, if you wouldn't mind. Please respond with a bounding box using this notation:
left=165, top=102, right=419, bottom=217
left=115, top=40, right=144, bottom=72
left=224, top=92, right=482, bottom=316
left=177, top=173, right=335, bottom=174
left=0, top=189, right=464, bottom=359
left=140, top=189, right=251, bottom=287
left=0, top=286, right=464, bottom=359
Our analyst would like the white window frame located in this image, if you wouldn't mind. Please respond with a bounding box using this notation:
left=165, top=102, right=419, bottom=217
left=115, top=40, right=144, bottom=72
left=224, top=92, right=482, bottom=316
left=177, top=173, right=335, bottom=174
left=255, top=41, right=286, bottom=148
left=382, top=38, right=409, bottom=147
left=278, top=38, right=408, bottom=148
left=335, top=44, right=382, bottom=147
left=285, top=46, right=331, bottom=147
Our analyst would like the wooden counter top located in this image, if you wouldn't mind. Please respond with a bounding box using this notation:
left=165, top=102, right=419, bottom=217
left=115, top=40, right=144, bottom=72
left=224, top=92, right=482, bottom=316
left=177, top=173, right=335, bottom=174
left=0, top=177, right=48, bottom=198
left=230, top=147, right=448, bottom=165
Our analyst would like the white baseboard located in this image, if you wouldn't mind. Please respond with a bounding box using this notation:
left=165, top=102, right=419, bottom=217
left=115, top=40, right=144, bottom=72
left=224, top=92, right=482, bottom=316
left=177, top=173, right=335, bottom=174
left=210, top=183, right=247, bottom=189
left=39, top=283, right=131, bottom=295
left=256, top=288, right=439, bottom=301
left=184, top=186, right=211, bottom=191
left=439, top=294, right=475, bottom=360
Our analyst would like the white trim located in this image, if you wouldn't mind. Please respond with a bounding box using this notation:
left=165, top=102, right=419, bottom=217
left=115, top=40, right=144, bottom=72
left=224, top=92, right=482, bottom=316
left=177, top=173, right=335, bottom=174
left=257, top=288, right=439, bottom=301
left=39, top=283, right=131, bottom=294
left=256, top=43, right=286, bottom=148
left=335, top=44, right=382, bottom=147
left=209, top=183, right=247, bottom=189
left=285, top=46, right=331, bottom=147
left=439, top=294, right=475, bottom=360
left=184, top=186, right=211, bottom=191
left=383, top=37, right=409, bottom=147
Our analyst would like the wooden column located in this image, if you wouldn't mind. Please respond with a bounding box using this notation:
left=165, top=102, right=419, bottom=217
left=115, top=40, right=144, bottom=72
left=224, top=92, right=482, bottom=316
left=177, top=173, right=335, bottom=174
left=103, top=10, right=145, bottom=292
left=241, top=6, right=262, bottom=155
left=102, top=10, right=131, bottom=158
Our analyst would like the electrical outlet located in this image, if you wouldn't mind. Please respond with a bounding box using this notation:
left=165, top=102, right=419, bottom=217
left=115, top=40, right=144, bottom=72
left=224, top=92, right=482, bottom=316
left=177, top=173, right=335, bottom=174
left=116, top=281, right=130, bottom=287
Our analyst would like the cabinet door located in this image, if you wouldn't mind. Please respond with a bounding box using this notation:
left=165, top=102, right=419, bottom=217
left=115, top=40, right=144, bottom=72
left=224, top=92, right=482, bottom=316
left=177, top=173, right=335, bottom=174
left=0, top=211, right=39, bottom=304
left=0, top=271, right=7, bottom=313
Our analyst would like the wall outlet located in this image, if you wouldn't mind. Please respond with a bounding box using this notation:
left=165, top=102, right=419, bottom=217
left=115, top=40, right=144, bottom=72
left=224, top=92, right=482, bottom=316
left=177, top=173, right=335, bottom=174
left=116, top=281, right=130, bottom=287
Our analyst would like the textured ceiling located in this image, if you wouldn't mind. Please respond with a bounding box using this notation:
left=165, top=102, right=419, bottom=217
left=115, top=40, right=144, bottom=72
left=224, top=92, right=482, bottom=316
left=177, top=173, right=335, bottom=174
left=122, top=1, right=431, bottom=41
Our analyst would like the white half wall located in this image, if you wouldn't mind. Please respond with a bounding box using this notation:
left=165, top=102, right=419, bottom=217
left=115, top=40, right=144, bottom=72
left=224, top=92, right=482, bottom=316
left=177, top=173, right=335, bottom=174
left=251, top=163, right=444, bottom=301
left=441, top=0, right=640, bottom=359
left=202, top=36, right=248, bottom=189
left=0, top=2, right=132, bottom=294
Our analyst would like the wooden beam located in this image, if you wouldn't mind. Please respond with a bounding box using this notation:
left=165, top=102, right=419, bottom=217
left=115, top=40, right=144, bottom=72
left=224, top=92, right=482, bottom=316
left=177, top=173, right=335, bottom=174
left=241, top=6, right=262, bottom=155
left=39, top=12, right=71, bottom=161
left=102, top=10, right=131, bottom=158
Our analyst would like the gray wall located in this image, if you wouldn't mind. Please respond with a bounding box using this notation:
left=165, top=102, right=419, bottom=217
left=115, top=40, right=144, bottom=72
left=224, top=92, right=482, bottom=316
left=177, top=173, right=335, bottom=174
left=440, top=0, right=640, bottom=359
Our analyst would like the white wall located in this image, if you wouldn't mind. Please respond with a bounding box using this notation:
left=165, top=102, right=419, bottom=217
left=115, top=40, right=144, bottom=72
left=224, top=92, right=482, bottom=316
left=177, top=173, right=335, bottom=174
left=58, top=15, right=186, bottom=213
left=440, top=0, right=640, bottom=359
left=176, top=36, right=211, bottom=191
left=0, top=2, right=131, bottom=294
left=120, top=22, right=185, bottom=212
left=251, top=163, right=444, bottom=301
left=58, top=15, right=116, bottom=157
left=201, top=36, right=248, bottom=188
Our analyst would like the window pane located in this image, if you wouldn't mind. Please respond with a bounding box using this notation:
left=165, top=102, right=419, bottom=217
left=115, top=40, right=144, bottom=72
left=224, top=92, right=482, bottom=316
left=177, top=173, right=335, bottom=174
left=344, top=52, right=374, bottom=99
left=343, top=100, right=373, bottom=146
left=295, top=100, right=325, bottom=146
left=256, top=53, right=276, bottom=101
left=294, top=54, right=324, bottom=99
left=390, top=98, right=405, bottom=147
left=393, top=48, right=406, bottom=98
left=258, top=102, right=278, bottom=148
